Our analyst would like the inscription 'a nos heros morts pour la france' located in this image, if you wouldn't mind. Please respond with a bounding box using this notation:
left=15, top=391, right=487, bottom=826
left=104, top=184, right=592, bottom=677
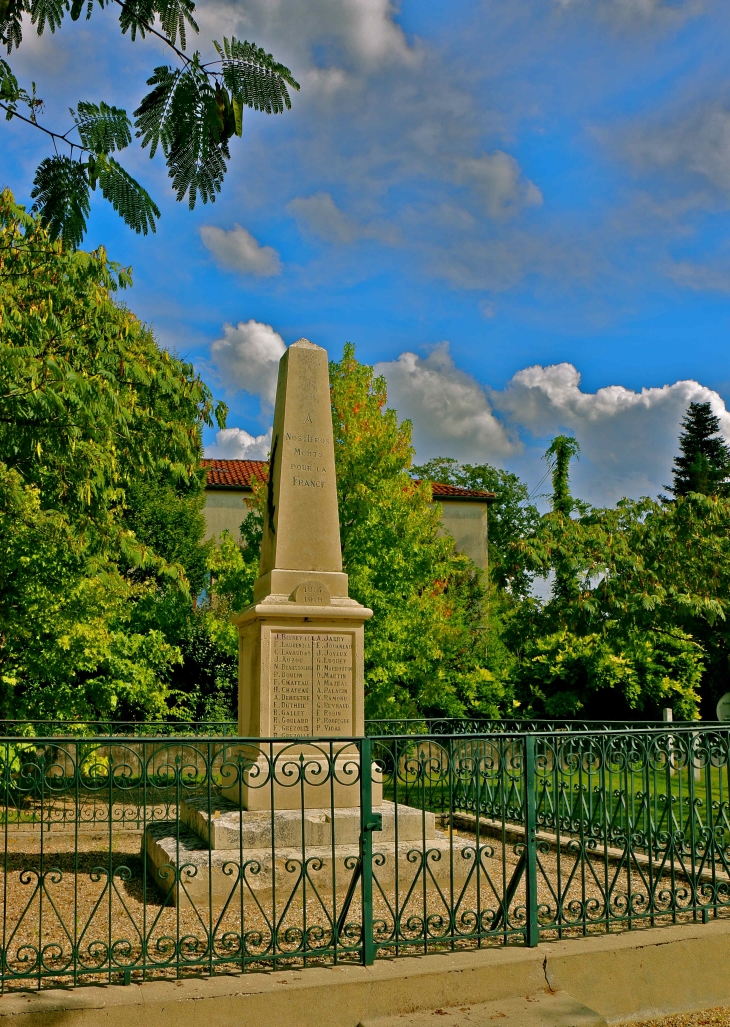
left=285, top=431, right=331, bottom=489
left=271, top=632, right=353, bottom=736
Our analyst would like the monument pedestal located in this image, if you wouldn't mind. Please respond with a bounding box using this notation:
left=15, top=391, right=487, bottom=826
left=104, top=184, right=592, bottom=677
left=143, top=800, right=476, bottom=909
left=223, top=591, right=374, bottom=810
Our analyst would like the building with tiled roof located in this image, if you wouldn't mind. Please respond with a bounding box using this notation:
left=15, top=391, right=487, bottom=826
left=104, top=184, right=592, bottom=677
left=202, top=458, right=495, bottom=571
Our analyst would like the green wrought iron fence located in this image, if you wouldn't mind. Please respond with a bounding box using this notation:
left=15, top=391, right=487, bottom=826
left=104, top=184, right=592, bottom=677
left=0, top=725, right=728, bottom=992
left=0, top=717, right=697, bottom=740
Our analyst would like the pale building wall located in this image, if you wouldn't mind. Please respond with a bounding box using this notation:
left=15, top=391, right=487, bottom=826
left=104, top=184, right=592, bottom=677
left=203, top=490, right=251, bottom=542
left=204, top=490, right=489, bottom=572
left=433, top=499, right=489, bottom=572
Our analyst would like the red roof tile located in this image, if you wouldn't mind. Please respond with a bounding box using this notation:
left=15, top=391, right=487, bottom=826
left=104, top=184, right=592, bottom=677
left=202, top=459, right=496, bottom=501
left=201, top=459, right=267, bottom=489
left=414, top=479, right=496, bottom=501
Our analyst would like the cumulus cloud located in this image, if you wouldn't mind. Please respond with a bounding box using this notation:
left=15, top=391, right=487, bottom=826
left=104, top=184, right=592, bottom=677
left=196, top=0, right=417, bottom=75
left=200, top=224, right=282, bottom=276
left=375, top=344, right=517, bottom=462
left=376, top=345, right=730, bottom=505
left=493, top=363, right=730, bottom=504
left=288, top=193, right=359, bottom=244
left=205, top=427, right=272, bottom=460
left=210, top=321, right=287, bottom=403
left=455, top=152, right=543, bottom=219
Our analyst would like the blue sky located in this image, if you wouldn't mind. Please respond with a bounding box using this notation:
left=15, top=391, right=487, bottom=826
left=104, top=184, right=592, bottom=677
left=3, top=0, right=730, bottom=504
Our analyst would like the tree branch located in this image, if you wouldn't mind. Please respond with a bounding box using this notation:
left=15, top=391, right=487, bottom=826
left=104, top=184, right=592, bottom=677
left=0, top=102, right=88, bottom=152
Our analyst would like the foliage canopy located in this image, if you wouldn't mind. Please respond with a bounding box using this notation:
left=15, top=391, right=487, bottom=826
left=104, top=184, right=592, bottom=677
left=0, top=189, right=228, bottom=718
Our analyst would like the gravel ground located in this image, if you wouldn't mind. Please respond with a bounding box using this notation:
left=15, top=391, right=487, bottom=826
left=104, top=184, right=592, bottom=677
left=0, top=812, right=726, bottom=992
left=634, top=1011, right=730, bottom=1025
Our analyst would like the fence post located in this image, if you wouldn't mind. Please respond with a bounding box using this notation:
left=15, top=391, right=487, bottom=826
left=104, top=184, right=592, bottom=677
left=360, top=736, right=375, bottom=965
left=524, top=734, right=539, bottom=948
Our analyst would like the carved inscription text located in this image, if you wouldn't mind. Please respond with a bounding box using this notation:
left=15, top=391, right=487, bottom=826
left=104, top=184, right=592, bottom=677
left=271, top=632, right=353, bottom=736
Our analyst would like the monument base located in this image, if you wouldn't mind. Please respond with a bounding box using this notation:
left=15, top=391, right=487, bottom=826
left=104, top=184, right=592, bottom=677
left=144, top=801, right=476, bottom=908
left=216, top=744, right=383, bottom=810
left=234, top=595, right=372, bottom=739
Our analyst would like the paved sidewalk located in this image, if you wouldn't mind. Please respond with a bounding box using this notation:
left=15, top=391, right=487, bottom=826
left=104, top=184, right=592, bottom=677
left=359, top=990, right=605, bottom=1027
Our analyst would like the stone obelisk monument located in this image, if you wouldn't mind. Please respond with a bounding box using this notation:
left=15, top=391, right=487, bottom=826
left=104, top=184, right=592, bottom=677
left=222, top=339, right=375, bottom=808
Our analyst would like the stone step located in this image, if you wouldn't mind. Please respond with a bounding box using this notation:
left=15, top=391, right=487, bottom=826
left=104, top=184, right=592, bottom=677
left=144, top=821, right=476, bottom=906
left=357, top=989, right=607, bottom=1027
left=180, top=799, right=436, bottom=849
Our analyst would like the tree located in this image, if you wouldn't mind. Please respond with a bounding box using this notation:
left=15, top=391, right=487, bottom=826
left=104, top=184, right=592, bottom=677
left=411, top=456, right=540, bottom=597
left=330, top=345, right=512, bottom=719
left=210, top=345, right=515, bottom=721
left=0, top=188, right=224, bottom=540
left=668, top=401, right=730, bottom=498
left=0, top=189, right=230, bottom=718
left=1, top=1, right=298, bottom=246
left=0, top=445, right=187, bottom=720
left=507, top=436, right=728, bottom=720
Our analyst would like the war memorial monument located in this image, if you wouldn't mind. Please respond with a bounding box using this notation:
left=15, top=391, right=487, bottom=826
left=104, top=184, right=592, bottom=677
left=145, top=338, right=445, bottom=904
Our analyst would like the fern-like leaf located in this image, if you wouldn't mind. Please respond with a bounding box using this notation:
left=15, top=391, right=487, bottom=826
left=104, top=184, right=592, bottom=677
left=134, top=63, right=178, bottom=158
left=152, top=0, right=197, bottom=50
left=214, top=36, right=299, bottom=114
left=29, top=0, right=66, bottom=35
left=135, top=56, right=227, bottom=208
left=0, top=0, right=25, bottom=52
left=96, top=154, right=160, bottom=234
left=30, top=154, right=90, bottom=248
left=0, top=56, right=18, bottom=101
left=73, top=100, right=131, bottom=153
left=117, top=0, right=154, bottom=41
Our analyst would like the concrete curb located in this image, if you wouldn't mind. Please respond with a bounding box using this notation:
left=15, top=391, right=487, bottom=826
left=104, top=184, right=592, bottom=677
left=1, top=920, right=729, bottom=1026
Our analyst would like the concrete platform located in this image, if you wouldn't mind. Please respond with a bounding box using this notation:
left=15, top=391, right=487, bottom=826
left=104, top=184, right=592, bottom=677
left=4, top=919, right=730, bottom=1027
left=358, top=989, right=607, bottom=1027
left=179, top=799, right=436, bottom=848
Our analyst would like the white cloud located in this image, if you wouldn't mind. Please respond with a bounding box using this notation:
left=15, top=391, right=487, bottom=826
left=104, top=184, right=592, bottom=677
left=205, top=427, right=272, bottom=460
left=287, top=192, right=401, bottom=246
left=375, top=344, right=518, bottom=462
left=493, top=363, right=730, bottom=504
left=455, top=152, right=543, bottom=219
left=196, top=0, right=417, bottom=74
left=666, top=260, right=730, bottom=293
left=200, top=224, right=282, bottom=276
left=288, top=193, right=358, bottom=244
left=554, top=0, right=701, bottom=27
left=210, top=320, right=287, bottom=403
left=376, top=345, right=730, bottom=505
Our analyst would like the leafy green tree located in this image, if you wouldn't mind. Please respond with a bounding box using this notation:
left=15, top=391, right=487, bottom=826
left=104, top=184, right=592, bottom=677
left=0, top=188, right=224, bottom=541
left=412, top=456, right=540, bottom=597
left=1, top=2, right=298, bottom=246
left=0, top=462, right=180, bottom=719
left=668, top=401, right=730, bottom=498
left=508, top=437, right=726, bottom=719
left=331, top=345, right=512, bottom=719
left=0, top=189, right=229, bottom=718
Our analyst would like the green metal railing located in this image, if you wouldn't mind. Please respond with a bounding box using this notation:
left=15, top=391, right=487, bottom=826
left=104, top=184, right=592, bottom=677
left=0, top=724, right=728, bottom=992
left=0, top=717, right=698, bottom=739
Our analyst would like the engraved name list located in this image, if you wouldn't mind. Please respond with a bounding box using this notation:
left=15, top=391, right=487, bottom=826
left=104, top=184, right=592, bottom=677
left=271, top=632, right=353, bottom=735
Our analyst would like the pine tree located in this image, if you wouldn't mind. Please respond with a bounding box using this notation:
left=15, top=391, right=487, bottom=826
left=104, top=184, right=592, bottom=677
left=668, top=402, right=730, bottom=498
